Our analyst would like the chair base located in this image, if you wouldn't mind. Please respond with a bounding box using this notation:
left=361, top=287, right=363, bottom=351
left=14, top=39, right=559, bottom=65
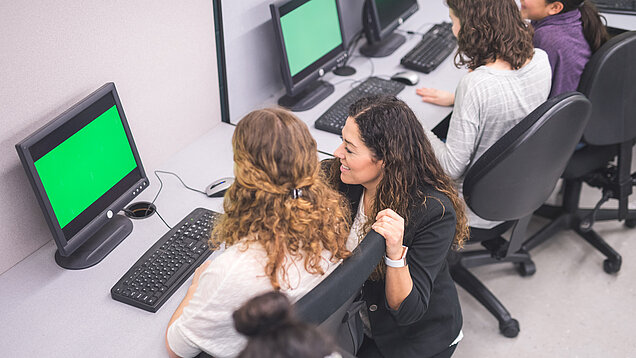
left=523, top=178, right=636, bottom=273
left=448, top=249, right=534, bottom=338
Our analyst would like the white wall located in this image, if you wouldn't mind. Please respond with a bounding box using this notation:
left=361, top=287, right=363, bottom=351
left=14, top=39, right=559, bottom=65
left=0, top=1, right=221, bottom=274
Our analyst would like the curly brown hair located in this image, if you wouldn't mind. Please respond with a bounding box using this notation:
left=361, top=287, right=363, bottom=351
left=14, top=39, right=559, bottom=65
left=447, top=0, right=535, bottom=70
left=326, top=96, right=469, bottom=278
left=211, top=108, right=351, bottom=290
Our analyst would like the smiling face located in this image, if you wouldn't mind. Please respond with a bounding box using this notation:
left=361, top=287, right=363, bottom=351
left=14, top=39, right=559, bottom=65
left=333, top=117, right=384, bottom=191
left=520, top=0, right=563, bottom=21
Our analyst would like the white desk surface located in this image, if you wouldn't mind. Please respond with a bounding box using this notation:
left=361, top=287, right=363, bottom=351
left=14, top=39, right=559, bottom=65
left=604, top=12, right=636, bottom=31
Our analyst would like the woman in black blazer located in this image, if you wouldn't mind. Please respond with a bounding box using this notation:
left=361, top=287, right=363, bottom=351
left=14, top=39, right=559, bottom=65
left=324, top=95, right=469, bottom=358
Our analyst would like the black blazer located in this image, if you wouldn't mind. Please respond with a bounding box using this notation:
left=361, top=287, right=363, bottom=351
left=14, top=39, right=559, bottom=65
left=336, top=178, right=463, bottom=358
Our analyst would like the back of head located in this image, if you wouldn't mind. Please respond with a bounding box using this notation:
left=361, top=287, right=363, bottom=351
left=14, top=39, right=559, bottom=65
left=234, top=291, right=338, bottom=358
left=211, top=108, right=351, bottom=290
left=346, top=95, right=468, bottom=250
left=547, top=0, right=609, bottom=52
left=446, top=0, right=534, bottom=70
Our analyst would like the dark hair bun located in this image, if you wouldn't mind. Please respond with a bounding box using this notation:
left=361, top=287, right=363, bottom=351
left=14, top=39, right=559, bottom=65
left=233, top=291, right=293, bottom=337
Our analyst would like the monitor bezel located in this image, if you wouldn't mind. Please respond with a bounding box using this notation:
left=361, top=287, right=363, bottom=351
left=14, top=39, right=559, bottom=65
left=15, top=82, right=148, bottom=257
left=365, top=0, right=419, bottom=42
left=270, top=0, right=348, bottom=97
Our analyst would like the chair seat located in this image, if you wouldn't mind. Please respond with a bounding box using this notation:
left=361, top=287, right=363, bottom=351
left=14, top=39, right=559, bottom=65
left=469, top=221, right=514, bottom=243
left=562, top=144, right=617, bottom=179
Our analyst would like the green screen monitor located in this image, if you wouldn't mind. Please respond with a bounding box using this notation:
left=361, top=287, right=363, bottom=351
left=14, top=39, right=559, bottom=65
left=270, top=0, right=347, bottom=111
left=15, top=83, right=148, bottom=269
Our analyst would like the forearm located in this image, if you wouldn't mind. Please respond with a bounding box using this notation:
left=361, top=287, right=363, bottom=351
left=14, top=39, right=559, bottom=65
left=385, top=265, right=414, bottom=310
left=165, top=285, right=198, bottom=358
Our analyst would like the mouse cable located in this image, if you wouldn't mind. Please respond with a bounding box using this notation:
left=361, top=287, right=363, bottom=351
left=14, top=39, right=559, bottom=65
left=146, top=170, right=208, bottom=230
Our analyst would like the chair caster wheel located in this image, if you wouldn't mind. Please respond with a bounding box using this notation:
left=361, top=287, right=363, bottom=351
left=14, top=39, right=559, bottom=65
left=515, top=261, right=536, bottom=277
left=499, top=318, right=520, bottom=338
left=603, top=258, right=621, bottom=274
left=625, top=219, right=636, bottom=228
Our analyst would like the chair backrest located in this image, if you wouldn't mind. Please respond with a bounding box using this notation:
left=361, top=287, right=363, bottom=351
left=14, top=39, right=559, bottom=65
left=294, top=231, right=385, bottom=353
left=463, top=92, right=592, bottom=222
left=578, top=31, right=636, bottom=146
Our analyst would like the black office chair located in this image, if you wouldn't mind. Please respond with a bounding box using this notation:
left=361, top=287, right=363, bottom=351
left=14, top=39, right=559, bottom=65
left=194, top=231, right=384, bottom=358
left=449, top=92, right=592, bottom=338
left=522, top=31, right=636, bottom=274
left=294, top=231, right=385, bottom=357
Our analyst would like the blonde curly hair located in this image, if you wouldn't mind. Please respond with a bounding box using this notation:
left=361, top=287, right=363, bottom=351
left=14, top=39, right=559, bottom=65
left=210, top=108, right=351, bottom=290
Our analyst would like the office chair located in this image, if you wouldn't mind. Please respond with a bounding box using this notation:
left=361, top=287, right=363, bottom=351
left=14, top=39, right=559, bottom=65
left=449, top=92, right=592, bottom=338
left=522, top=31, right=636, bottom=274
left=294, top=231, right=385, bottom=356
left=194, top=231, right=385, bottom=358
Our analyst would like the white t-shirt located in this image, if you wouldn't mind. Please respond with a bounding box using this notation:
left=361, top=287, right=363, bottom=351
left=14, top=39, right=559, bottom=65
left=166, top=240, right=343, bottom=358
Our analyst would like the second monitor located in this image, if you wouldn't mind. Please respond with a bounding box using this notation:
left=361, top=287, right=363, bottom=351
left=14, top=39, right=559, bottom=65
left=360, top=0, right=419, bottom=57
left=270, top=0, right=348, bottom=111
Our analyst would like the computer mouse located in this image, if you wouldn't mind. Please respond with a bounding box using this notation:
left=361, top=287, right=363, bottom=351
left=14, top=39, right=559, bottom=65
left=390, top=71, right=420, bottom=86
left=205, top=177, right=234, bottom=197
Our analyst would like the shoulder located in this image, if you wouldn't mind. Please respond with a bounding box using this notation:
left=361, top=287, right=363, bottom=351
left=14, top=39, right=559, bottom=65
left=409, top=185, right=456, bottom=228
left=526, top=49, right=552, bottom=75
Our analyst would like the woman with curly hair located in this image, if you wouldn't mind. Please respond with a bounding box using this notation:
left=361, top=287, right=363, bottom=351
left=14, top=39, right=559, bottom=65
left=416, top=0, right=552, bottom=228
left=325, top=95, right=469, bottom=358
left=165, top=108, right=352, bottom=358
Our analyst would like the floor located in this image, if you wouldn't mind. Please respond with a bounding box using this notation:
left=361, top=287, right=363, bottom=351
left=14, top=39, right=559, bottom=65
left=453, top=161, right=636, bottom=357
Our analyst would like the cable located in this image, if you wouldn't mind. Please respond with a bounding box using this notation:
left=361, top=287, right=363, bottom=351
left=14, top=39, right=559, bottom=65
left=146, top=170, right=208, bottom=230
left=154, top=208, right=172, bottom=230
left=154, top=170, right=207, bottom=196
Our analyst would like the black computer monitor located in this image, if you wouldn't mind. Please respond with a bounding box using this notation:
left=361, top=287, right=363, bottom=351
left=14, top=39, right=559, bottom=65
left=270, top=0, right=348, bottom=111
left=15, top=83, right=148, bottom=270
left=360, top=0, right=419, bottom=57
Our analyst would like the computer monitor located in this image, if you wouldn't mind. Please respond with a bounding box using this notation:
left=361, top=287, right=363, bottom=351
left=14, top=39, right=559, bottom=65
left=15, top=83, right=148, bottom=270
left=270, top=0, right=348, bottom=111
left=360, top=0, right=419, bottom=57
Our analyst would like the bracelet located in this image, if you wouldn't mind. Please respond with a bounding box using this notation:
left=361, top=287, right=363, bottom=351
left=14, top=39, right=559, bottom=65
left=384, top=245, right=408, bottom=268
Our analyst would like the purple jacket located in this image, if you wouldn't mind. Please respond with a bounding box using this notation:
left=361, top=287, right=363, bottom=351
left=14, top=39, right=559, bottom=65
left=532, top=9, right=592, bottom=97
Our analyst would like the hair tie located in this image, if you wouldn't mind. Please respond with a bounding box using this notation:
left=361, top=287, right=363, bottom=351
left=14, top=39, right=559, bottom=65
left=291, top=188, right=303, bottom=199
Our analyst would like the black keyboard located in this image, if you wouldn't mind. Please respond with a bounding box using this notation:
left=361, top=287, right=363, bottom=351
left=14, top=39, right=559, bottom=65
left=314, top=77, right=405, bottom=134
left=401, top=22, right=456, bottom=74
left=592, top=0, right=636, bottom=14
left=111, top=208, right=220, bottom=312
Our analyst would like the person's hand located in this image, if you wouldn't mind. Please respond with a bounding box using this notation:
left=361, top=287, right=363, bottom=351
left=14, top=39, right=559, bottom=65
left=415, top=87, right=455, bottom=107
left=372, top=209, right=405, bottom=260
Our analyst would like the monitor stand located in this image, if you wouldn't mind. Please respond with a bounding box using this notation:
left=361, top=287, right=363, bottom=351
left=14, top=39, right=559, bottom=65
left=360, top=33, right=406, bottom=58
left=54, top=214, right=133, bottom=270
left=278, top=80, right=335, bottom=112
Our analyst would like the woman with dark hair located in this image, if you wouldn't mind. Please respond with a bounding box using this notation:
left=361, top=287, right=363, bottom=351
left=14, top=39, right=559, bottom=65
left=416, top=0, right=552, bottom=228
left=165, top=108, right=352, bottom=358
left=325, top=95, right=469, bottom=358
left=521, top=0, right=609, bottom=97
left=234, top=291, right=342, bottom=358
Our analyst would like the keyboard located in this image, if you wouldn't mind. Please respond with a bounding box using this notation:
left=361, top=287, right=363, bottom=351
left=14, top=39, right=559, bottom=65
left=591, top=0, right=636, bottom=15
left=111, top=207, right=220, bottom=312
left=314, top=77, right=405, bottom=134
left=400, top=22, right=456, bottom=74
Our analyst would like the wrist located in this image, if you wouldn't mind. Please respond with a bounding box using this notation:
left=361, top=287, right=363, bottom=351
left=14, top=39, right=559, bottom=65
left=384, top=246, right=408, bottom=268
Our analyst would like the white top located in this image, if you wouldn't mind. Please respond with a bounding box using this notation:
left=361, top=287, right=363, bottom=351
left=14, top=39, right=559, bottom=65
left=425, top=49, right=552, bottom=228
left=166, top=240, right=343, bottom=358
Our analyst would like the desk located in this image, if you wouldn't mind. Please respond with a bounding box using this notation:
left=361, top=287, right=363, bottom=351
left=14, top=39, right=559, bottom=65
left=0, top=123, right=236, bottom=357
left=252, top=3, right=465, bottom=155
